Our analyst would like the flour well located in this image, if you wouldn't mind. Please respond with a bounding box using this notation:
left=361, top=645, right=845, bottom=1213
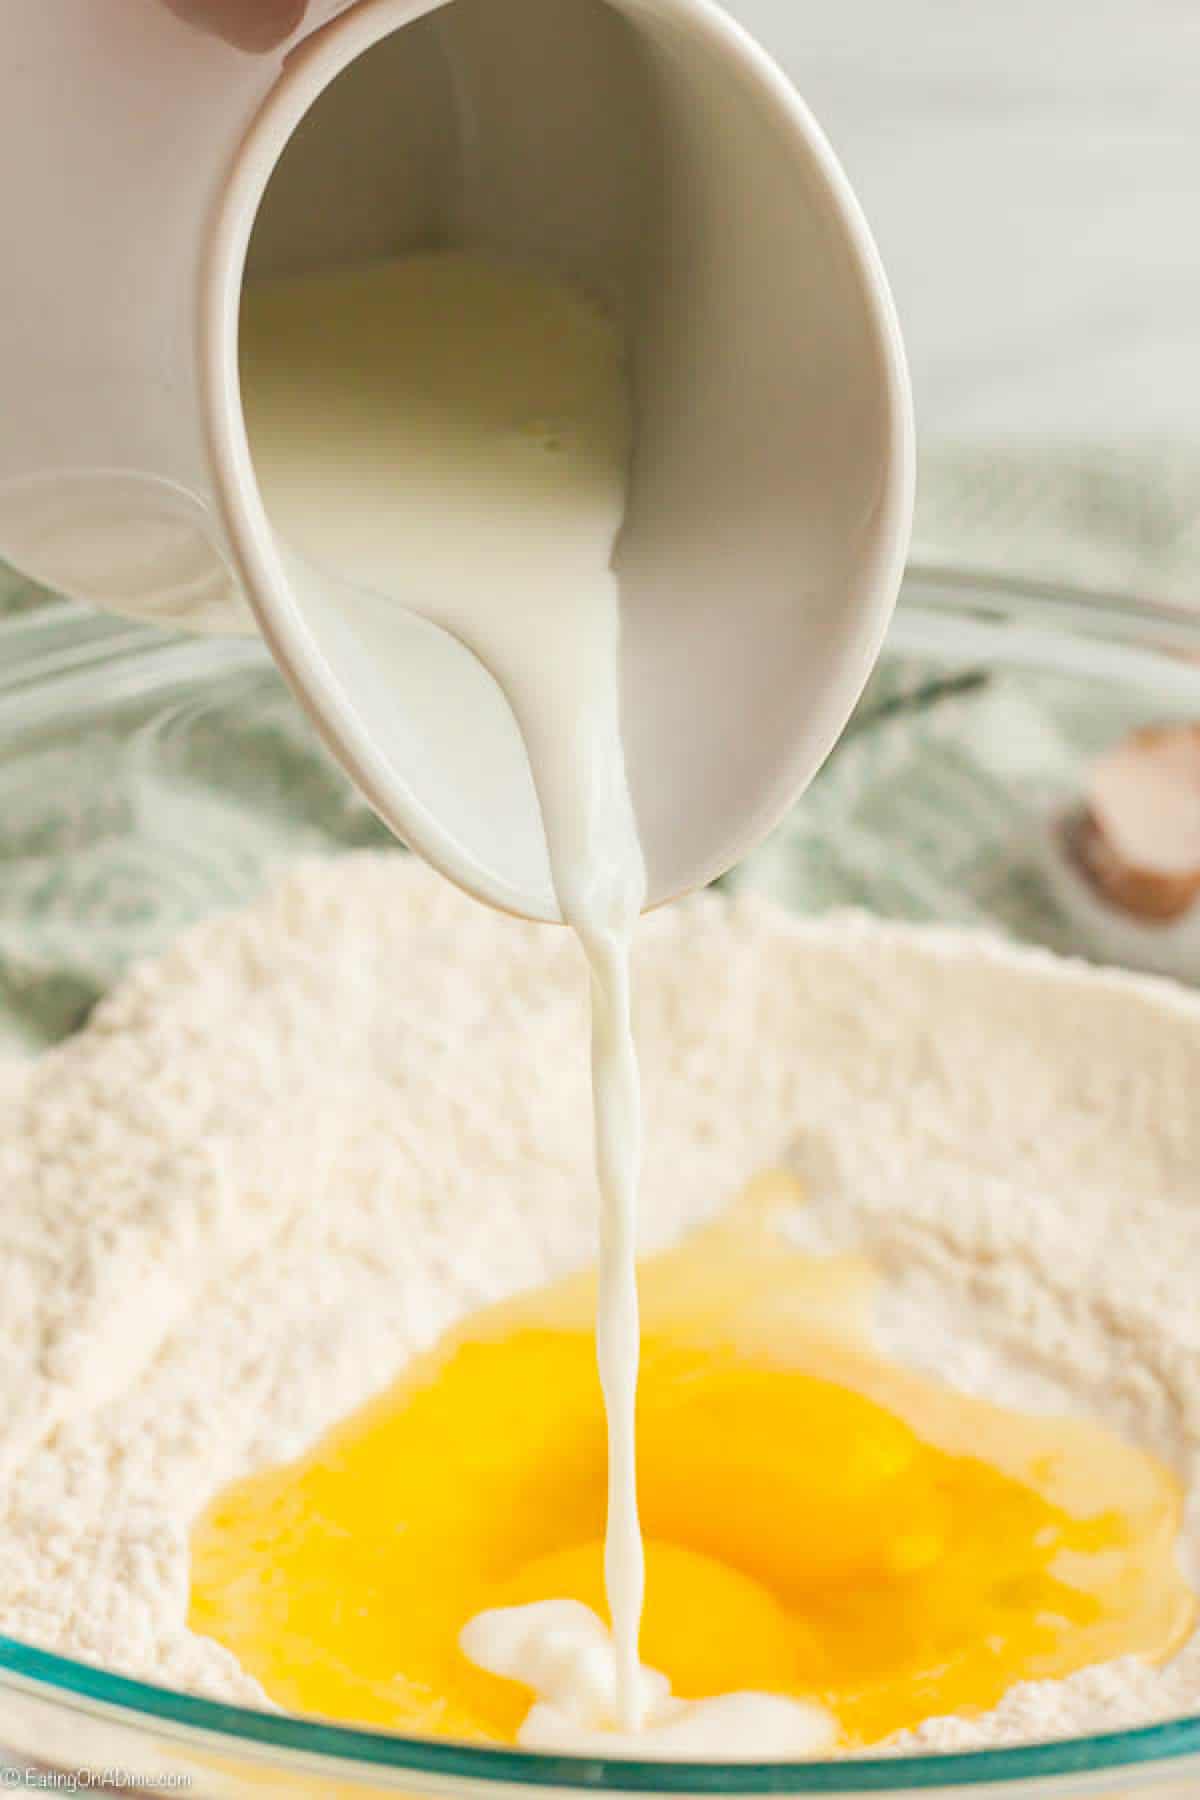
left=3, top=853, right=1200, bottom=1754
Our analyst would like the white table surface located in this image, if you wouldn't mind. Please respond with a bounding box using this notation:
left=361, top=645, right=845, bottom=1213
left=723, top=0, right=1200, bottom=455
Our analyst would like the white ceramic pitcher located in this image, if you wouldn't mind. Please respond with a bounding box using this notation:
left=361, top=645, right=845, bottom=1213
left=0, top=0, right=913, bottom=920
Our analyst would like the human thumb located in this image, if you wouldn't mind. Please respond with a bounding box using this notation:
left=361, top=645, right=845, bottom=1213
left=163, top=0, right=309, bottom=53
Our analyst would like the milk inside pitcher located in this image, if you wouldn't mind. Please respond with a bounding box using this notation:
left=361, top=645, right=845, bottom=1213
left=0, top=0, right=912, bottom=917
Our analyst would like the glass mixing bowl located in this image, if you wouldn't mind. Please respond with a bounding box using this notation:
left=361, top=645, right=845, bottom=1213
left=1, top=567, right=1199, bottom=1795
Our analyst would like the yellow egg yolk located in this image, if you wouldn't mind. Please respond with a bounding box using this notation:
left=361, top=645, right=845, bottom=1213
left=189, top=1174, right=1194, bottom=1749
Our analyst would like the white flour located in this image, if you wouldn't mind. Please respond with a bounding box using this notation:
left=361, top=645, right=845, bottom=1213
left=2, top=851, right=1200, bottom=1753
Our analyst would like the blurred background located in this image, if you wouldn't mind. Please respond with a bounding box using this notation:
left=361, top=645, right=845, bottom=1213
left=732, top=0, right=1200, bottom=606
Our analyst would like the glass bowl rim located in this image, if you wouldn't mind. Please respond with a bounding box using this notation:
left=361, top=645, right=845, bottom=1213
left=5, top=1630, right=1200, bottom=1792
left=3, top=566, right=1200, bottom=1789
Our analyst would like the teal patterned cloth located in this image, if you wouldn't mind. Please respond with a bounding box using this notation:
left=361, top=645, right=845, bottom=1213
left=918, top=446, right=1200, bottom=610
left=0, top=550, right=1189, bottom=1059
left=0, top=563, right=392, bottom=1055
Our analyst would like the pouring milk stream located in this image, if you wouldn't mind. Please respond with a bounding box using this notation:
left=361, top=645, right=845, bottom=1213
left=243, top=251, right=818, bottom=1744
left=241, top=235, right=903, bottom=1749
